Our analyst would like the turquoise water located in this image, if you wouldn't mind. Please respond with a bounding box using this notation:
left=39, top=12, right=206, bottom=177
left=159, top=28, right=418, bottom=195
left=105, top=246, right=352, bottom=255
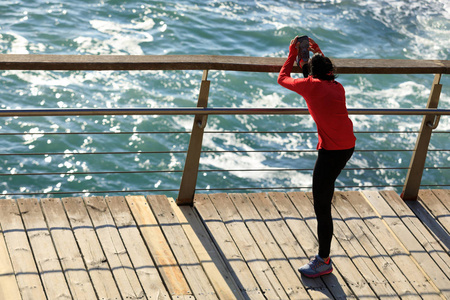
left=0, top=0, right=449, bottom=198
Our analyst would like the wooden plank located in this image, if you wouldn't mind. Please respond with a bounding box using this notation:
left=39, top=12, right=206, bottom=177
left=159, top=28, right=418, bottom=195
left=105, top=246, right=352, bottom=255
left=62, top=197, right=121, bottom=300
left=289, top=191, right=378, bottom=299
left=40, top=198, right=97, bottom=299
left=17, top=198, right=71, bottom=299
left=194, top=194, right=265, bottom=300
left=0, top=223, right=22, bottom=300
left=431, top=189, right=450, bottom=249
left=327, top=195, right=399, bottom=299
left=106, top=196, right=170, bottom=299
left=0, top=199, right=46, bottom=300
left=0, top=54, right=448, bottom=74
left=208, top=193, right=289, bottom=299
left=168, top=197, right=245, bottom=300
left=344, top=191, right=442, bottom=298
left=432, top=189, right=450, bottom=211
left=230, top=193, right=309, bottom=299
left=419, top=190, right=450, bottom=234
left=255, top=192, right=340, bottom=299
left=84, top=196, right=144, bottom=299
left=278, top=192, right=354, bottom=299
left=126, top=195, right=193, bottom=299
left=406, top=198, right=450, bottom=254
left=370, top=191, right=450, bottom=298
left=267, top=192, right=345, bottom=299
left=380, top=191, right=450, bottom=269
left=332, top=192, right=420, bottom=299
left=148, top=195, right=218, bottom=300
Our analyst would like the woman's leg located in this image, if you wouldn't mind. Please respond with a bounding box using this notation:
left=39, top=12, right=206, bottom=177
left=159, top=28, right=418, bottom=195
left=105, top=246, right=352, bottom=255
left=312, top=148, right=354, bottom=259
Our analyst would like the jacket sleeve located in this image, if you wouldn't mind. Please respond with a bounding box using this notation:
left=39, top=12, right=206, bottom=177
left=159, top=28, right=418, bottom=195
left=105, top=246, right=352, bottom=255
left=277, top=43, right=303, bottom=93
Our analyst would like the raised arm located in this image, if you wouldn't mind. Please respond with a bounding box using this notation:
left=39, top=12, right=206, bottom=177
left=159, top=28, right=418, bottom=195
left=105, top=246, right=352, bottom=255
left=277, top=37, right=300, bottom=90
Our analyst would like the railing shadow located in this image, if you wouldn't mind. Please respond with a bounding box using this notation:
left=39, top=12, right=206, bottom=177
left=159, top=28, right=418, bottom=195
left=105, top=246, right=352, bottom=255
left=406, top=200, right=450, bottom=250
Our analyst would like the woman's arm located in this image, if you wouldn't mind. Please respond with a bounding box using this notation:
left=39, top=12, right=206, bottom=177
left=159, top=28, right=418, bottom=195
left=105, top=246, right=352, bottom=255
left=277, top=38, right=300, bottom=91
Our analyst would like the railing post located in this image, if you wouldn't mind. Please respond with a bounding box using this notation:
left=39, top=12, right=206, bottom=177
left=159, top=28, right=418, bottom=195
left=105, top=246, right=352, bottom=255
left=177, top=70, right=210, bottom=206
left=401, top=74, right=442, bottom=200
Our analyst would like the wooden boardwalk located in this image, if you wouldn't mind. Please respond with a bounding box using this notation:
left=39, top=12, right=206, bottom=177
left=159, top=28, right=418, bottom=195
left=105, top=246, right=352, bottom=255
left=0, top=190, right=448, bottom=299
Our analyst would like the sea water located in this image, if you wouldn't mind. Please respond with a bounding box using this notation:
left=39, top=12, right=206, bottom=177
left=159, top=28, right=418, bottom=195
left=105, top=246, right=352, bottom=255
left=0, top=0, right=448, bottom=198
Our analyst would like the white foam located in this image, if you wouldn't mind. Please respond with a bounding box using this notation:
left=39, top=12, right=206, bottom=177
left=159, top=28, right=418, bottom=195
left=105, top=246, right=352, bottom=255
left=357, top=0, right=450, bottom=59
left=75, top=17, right=155, bottom=55
left=6, top=32, right=29, bottom=54
left=346, top=79, right=431, bottom=109
left=23, top=127, right=44, bottom=145
left=242, top=89, right=287, bottom=108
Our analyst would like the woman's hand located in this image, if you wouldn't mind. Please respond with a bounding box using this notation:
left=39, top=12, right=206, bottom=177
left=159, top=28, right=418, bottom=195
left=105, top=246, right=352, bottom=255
left=309, top=38, right=324, bottom=56
left=289, top=36, right=299, bottom=53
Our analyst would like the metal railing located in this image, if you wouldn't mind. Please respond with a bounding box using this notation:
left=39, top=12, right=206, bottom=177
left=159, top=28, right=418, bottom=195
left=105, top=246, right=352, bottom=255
left=0, top=126, right=447, bottom=198
left=0, top=55, right=449, bottom=204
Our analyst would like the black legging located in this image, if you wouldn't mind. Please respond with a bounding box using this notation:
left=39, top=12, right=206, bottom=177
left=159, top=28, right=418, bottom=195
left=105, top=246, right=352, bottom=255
left=313, top=147, right=354, bottom=259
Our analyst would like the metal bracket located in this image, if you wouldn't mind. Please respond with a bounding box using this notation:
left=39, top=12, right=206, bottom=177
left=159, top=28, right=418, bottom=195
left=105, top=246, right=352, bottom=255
left=426, top=115, right=440, bottom=130
left=197, top=115, right=208, bottom=129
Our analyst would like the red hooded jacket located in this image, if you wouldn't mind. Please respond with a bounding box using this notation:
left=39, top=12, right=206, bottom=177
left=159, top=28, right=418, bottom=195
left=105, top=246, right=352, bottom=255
left=278, top=44, right=356, bottom=150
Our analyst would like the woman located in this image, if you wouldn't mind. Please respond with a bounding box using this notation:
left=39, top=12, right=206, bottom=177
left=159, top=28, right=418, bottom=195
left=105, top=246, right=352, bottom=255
left=278, top=36, right=356, bottom=278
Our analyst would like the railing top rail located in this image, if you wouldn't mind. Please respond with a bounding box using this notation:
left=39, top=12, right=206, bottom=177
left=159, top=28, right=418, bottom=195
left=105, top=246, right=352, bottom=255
left=0, top=54, right=449, bottom=74
left=0, top=107, right=449, bottom=117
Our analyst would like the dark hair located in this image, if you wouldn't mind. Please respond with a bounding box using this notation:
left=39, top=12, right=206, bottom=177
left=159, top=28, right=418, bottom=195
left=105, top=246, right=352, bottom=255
left=308, top=54, right=336, bottom=81
left=301, top=63, right=309, bottom=78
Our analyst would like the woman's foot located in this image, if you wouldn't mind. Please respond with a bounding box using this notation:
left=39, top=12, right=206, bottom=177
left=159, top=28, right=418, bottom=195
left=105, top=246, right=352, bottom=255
left=299, top=255, right=333, bottom=278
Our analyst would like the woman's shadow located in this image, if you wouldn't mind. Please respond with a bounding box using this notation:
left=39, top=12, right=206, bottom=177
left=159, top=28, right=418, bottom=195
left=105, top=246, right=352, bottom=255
left=301, top=273, right=348, bottom=299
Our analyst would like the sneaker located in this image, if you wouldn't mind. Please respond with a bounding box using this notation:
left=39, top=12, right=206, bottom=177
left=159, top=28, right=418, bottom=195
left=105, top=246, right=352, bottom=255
left=299, top=255, right=333, bottom=278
